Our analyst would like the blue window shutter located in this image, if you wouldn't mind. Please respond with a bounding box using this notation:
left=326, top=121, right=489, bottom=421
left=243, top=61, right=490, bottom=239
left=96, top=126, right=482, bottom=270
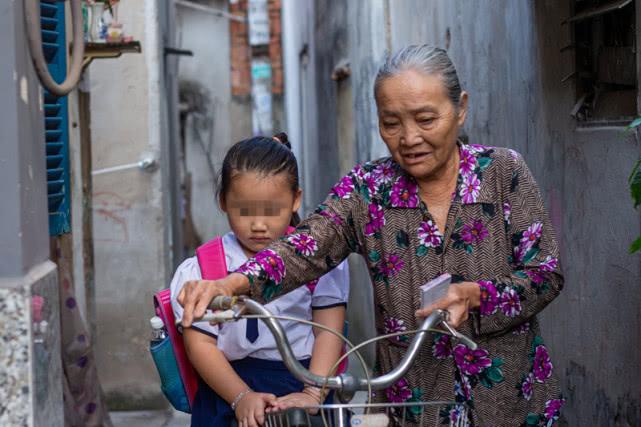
left=41, top=0, right=71, bottom=235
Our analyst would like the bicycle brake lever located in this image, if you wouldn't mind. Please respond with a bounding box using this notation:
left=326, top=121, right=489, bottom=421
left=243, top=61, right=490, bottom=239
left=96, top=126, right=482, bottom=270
left=441, top=319, right=478, bottom=350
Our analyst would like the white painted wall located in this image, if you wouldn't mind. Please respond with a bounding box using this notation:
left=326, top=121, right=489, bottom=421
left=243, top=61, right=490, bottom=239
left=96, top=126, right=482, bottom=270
left=89, top=0, right=170, bottom=408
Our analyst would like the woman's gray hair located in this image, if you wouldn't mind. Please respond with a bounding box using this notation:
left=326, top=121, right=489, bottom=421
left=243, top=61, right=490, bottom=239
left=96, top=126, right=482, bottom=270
left=374, top=45, right=462, bottom=107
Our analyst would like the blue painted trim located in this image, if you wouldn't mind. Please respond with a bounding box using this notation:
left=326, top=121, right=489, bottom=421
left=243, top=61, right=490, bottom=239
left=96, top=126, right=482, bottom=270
left=41, top=0, right=71, bottom=235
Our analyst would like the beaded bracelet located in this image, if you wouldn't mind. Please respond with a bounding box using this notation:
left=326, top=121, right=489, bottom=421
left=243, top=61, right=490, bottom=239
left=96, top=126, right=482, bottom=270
left=230, top=389, right=252, bottom=411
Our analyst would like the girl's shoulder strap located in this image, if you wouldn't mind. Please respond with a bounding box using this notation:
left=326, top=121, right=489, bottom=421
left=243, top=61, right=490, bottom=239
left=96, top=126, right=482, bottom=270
left=195, top=236, right=228, bottom=280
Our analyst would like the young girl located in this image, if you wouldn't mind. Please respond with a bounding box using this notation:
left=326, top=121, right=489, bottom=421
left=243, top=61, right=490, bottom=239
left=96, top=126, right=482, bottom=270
left=171, top=134, right=350, bottom=427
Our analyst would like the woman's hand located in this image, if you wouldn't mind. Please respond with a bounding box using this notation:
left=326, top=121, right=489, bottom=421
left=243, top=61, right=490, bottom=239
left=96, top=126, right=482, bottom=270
left=415, top=281, right=480, bottom=328
left=235, top=391, right=277, bottom=427
left=177, top=273, right=249, bottom=327
left=268, top=390, right=321, bottom=415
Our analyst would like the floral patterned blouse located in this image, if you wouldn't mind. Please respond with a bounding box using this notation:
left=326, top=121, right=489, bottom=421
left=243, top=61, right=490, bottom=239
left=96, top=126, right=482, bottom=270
left=236, top=143, right=565, bottom=427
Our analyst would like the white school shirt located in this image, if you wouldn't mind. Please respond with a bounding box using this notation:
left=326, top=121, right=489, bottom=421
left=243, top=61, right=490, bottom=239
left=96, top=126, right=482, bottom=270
left=171, top=232, right=350, bottom=361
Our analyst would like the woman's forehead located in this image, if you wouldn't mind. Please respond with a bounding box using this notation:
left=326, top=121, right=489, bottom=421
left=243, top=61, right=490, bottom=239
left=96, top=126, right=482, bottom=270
left=376, top=70, right=449, bottom=111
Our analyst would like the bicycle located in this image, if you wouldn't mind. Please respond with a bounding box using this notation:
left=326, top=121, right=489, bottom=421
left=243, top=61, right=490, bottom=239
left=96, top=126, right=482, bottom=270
left=197, top=296, right=478, bottom=427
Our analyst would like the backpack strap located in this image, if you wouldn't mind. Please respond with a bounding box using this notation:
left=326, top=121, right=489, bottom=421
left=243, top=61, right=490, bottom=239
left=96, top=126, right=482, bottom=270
left=196, top=236, right=228, bottom=280
left=153, top=289, right=199, bottom=408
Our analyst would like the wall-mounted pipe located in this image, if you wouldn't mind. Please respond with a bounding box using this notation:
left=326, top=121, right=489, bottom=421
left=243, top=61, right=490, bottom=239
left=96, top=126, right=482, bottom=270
left=24, top=0, right=85, bottom=96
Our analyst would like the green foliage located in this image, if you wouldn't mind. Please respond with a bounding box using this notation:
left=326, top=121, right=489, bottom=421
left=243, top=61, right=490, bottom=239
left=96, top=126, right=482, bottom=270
left=626, top=118, right=641, bottom=253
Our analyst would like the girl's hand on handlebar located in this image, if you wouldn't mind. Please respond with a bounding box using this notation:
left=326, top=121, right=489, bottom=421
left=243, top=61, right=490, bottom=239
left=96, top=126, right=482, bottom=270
left=415, top=281, right=480, bottom=328
left=268, top=391, right=320, bottom=415
left=177, top=273, right=249, bottom=327
left=235, top=391, right=277, bottom=427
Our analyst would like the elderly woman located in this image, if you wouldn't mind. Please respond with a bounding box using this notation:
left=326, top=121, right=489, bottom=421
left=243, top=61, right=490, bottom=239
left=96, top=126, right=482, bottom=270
left=179, top=45, right=564, bottom=426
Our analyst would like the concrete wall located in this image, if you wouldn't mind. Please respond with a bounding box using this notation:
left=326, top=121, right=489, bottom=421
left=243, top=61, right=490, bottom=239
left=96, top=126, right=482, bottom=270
left=0, top=1, right=63, bottom=425
left=90, top=0, right=175, bottom=409
left=176, top=0, right=233, bottom=245
left=294, top=1, right=641, bottom=425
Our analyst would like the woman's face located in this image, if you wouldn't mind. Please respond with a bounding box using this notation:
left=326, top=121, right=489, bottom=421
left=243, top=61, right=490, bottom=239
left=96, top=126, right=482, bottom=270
left=376, top=69, right=468, bottom=182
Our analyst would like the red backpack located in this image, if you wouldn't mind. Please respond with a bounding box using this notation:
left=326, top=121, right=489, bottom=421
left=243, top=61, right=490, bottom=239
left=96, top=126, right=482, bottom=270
left=153, top=237, right=227, bottom=411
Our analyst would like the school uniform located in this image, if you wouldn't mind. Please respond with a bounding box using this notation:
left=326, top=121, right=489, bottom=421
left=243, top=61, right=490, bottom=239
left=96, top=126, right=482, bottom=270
left=171, top=232, right=350, bottom=426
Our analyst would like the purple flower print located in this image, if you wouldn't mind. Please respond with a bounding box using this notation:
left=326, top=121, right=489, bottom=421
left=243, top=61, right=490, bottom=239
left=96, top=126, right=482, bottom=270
left=362, top=172, right=380, bottom=197
left=499, top=287, right=522, bottom=317
left=533, top=345, right=553, bottom=383
left=526, top=269, right=546, bottom=285
left=448, top=405, right=466, bottom=423
left=254, top=250, right=286, bottom=284
left=331, top=176, right=355, bottom=199
left=520, top=222, right=543, bottom=249
left=433, top=334, right=453, bottom=359
left=460, top=220, right=488, bottom=244
left=478, top=280, right=499, bottom=316
left=365, top=203, right=386, bottom=236
left=465, top=143, right=490, bottom=154
left=286, top=233, right=318, bottom=257
left=380, top=254, right=404, bottom=277
left=350, top=164, right=366, bottom=180
left=459, top=173, right=481, bottom=204
left=539, top=256, right=558, bottom=272
left=319, top=209, right=344, bottom=225
left=521, top=373, right=535, bottom=401
left=513, top=244, right=526, bottom=263
left=454, top=374, right=473, bottom=401
left=453, top=344, right=492, bottom=376
left=544, top=398, right=565, bottom=421
left=459, top=147, right=477, bottom=177
left=371, top=161, right=396, bottom=184
left=417, top=220, right=443, bottom=247
left=512, top=322, right=531, bottom=335
left=384, top=316, right=407, bottom=342
left=386, top=378, right=413, bottom=403
left=236, top=258, right=263, bottom=278
left=390, top=176, right=419, bottom=208
left=503, top=202, right=511, bottom=224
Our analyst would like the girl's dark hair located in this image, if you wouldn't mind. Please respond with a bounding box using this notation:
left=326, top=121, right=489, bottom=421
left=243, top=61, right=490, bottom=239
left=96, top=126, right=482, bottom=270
left=218, top=132, right=301, bottom=226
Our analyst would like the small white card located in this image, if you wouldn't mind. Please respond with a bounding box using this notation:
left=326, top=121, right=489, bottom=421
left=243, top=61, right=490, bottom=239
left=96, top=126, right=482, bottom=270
left=419, top=273, right=452, bottom=309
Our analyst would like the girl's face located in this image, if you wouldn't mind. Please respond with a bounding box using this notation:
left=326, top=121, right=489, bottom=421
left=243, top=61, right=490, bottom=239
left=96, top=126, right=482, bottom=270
left=376, top=69, right=468, bottom=183
left=220, top=171, right=302, bottom=258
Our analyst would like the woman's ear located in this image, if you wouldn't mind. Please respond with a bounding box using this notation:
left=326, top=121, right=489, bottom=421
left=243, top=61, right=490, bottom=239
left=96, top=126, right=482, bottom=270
left=457, top=91, right=469, bottom=126
left=292, top=188, right=302, bottom=214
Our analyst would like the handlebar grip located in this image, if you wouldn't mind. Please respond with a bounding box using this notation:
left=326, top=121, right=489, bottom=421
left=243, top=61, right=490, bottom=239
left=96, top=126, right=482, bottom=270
left=200, top=309, right=235, bottom=324
left=209, top=295, right=235, bottom=310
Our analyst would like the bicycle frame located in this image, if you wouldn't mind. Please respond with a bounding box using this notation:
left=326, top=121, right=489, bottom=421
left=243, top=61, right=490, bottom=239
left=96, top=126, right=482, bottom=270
left=204, top=296, right=478, bottom=398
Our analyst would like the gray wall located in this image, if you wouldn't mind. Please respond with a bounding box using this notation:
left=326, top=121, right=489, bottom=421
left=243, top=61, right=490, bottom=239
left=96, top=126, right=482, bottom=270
left=0, top=1, right=63, bottom=425
left=176, top=0, right=233, bottom=245
left=296, top=1, right=641, bottom=425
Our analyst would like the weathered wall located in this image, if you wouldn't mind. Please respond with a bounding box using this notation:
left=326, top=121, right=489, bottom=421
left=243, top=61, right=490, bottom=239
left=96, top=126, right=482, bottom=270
left=298, top=0, right=641, bottom=425
left=176, top=0, right=233, bottom=246
left=90, top=0, right=173, bottom=409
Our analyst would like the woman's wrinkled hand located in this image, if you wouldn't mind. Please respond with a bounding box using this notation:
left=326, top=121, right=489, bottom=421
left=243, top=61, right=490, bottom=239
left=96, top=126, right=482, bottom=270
left=415, top=281, right=480, bottom=328
left=267, top=391, right=320, bottom=415
left=177, top=273, right=248, bottom=327
left=235, top=391, right=277, bottom=427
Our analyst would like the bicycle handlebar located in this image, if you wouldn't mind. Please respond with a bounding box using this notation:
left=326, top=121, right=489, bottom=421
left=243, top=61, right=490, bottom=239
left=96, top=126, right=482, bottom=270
left=205, top=295, right=477, bottom=394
